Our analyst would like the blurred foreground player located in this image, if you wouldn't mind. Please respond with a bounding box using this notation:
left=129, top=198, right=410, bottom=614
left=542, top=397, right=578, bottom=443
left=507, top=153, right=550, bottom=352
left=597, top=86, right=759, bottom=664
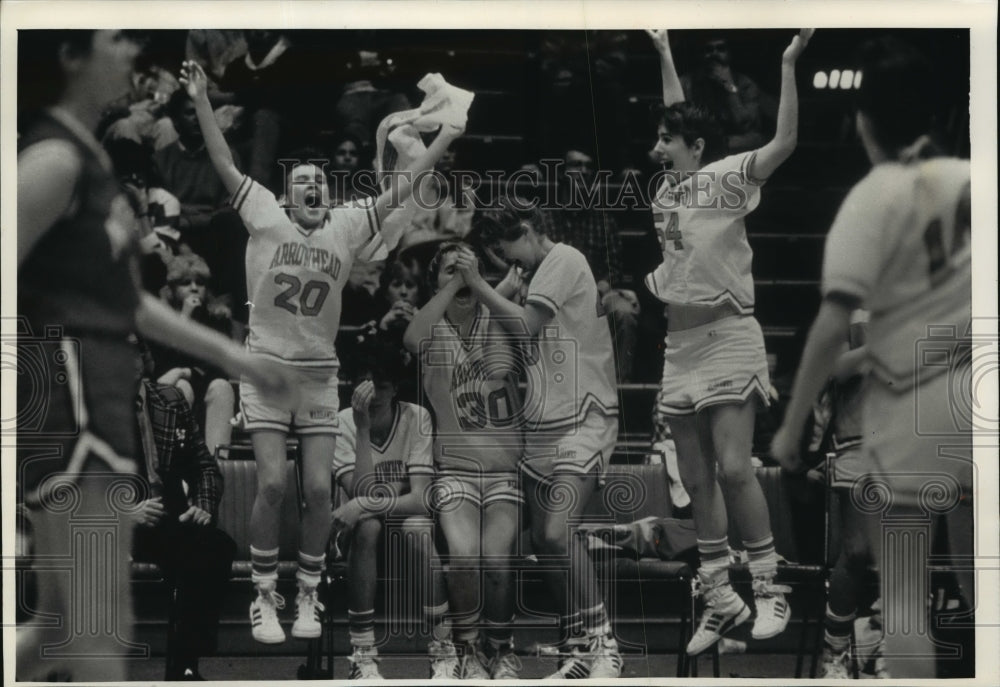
left=16, top=30, right=294, bottom=682
left=773, top=36, right=973, bottom=679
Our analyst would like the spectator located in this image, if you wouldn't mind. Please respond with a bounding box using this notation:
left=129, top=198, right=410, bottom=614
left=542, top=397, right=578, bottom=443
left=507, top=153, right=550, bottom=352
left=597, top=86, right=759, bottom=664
left=540, top=148, right=639, bottom=381
left=374, top=256, right=424, bottom=339
left=327, top=131, right=370, bottom=205
left=100, top=63, right=180, bottom=151
left=535, top=31, right=631, bottom=173
left=334, top=49, right=413, bottom=155
left=399, top=148, right=476, bottom=252
left=147, top=253, right=238, bottom=457
left=131, top=376, right=236, bottom=681
left=680, top=34, right=778, bottom=154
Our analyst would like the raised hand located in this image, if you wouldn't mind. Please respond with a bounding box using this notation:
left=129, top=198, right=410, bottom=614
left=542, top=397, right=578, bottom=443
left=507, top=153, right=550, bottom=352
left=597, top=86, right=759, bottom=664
left=351, top=379, right=375, bottom=429
left=783, top=29, right=815, bottom=64
left=179, top=60, right=209, bottom=103
left=645, top=30, right=671, bottom=55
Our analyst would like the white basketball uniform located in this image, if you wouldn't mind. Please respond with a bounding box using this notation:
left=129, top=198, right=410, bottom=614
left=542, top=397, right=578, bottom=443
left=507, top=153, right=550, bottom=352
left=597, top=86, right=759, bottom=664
left=647, top=150, right=771, bottom=416
left=822, top=157, right=972, bottom=505
left=421, top=304, right=524, bottom=507
left=521, top=243, right=619, bottom=482
left=232, top=176, right=386, bottom=434
left=332, top=402, right=436, bottom=495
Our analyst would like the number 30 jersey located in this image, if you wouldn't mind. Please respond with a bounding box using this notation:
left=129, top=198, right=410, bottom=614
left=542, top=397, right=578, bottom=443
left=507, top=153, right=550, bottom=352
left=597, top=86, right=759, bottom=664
left=232, top=176, right=385, bottom=367
left=420, top=305, right=524, bottom=474
left=822, top=157, right=971, bottom=391
left=644, top=150, right=762, bottom=313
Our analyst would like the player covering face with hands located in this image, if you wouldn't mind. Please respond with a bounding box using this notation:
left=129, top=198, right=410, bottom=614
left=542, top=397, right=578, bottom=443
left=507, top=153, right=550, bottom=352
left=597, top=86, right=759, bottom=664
left=643, top=28, right=812, bottom=657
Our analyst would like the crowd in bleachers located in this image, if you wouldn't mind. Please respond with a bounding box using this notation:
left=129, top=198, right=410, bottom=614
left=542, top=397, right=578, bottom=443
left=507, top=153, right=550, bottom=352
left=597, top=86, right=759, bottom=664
left=16, top=27, right=975, bottom=682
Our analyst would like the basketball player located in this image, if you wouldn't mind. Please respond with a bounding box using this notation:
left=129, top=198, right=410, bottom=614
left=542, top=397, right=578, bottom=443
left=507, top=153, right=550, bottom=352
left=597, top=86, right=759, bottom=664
left=772, top=36, right=972, bottom=679
left=462, top=200, right=622, bottom=679
left=179, top=60, right=463, bottom=643
left=643, top=28, right=812, bottom=654
left=331, top=341, right=443, bottom=680
left=403, top=242, right=525, bottom=679
left=16, top=31, right=294, bottom=682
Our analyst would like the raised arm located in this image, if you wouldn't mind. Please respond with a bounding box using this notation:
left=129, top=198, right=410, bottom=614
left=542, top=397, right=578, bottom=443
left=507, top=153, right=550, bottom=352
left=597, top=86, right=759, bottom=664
left=749, top=29, right=813, bottom=181
left=402, top=276, right=463, bottom=354
left=180, top=60, right=243, bottom=196
left=647, top=30, right=685, bottom=107
left=455, top=248, right=553, bottom=338
left=372, top=124, right=463, bottom=227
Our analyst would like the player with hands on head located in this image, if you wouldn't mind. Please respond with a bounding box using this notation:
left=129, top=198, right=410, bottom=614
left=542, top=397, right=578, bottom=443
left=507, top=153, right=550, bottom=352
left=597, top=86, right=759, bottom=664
left=331, top=340, right=451, bottom=680
left=403, top=241, right=525, bottom=679
left=467, top=199, right=623, bottom=679
left=180, top=58, right=464, bottom=645
left=771, top=36, right=971, bottom=679
left=641, top=28, right=812, bottom=656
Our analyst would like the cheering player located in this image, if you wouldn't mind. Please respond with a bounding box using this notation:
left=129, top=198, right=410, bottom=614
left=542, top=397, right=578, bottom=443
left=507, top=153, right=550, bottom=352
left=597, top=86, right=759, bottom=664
left=404, top=242, right=525, bottom=679
left=772, top=36, right=972, bottom=679
left=180, top=60, right=463, bottom=643
left=463, top=200, right=623, bottom=679
left=643, top=29, right=812, bottom=654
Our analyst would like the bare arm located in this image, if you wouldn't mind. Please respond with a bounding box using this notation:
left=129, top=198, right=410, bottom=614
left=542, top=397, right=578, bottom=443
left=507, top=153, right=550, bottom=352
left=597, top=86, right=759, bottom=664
left=832, top=345, right=868, bottom=382
left=646, top=30, right=684, bottom=107
left=457, top=249, right=554, bottom=338
left=749, top=29, right=813, bottom=181
left=180, top=61, right=243, bottom=196
left=17, top=141, right=81, bottom=266
left=402, top=277, right=463, bottom=354
left=135, top=294, right=295, bottom=404
left=771, top=297, right=851, bottom=470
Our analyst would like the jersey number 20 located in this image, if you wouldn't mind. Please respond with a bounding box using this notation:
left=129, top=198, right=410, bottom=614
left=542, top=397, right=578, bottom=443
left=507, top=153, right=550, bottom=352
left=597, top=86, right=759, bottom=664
left=273, top=273, right=330, bottom=316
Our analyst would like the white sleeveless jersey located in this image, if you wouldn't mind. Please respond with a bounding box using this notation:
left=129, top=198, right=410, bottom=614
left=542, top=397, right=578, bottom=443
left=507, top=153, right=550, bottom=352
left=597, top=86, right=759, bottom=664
left=420, top=304, right=524, bottom=474
left=645, top=151, right=762, bottom=312
left=823, top=158, right=971, bottom=392
left=232, top=176, right=386, bottom=367
left=332, top=402, right=435, bottom=489
left=523, top=243, right=619, bottom=430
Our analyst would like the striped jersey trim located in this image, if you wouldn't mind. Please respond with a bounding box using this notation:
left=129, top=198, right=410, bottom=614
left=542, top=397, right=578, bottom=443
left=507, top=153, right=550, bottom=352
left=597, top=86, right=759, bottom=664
left=527, top=395, right=620, bottom=432
left=231, top=175, right=254, bottom=212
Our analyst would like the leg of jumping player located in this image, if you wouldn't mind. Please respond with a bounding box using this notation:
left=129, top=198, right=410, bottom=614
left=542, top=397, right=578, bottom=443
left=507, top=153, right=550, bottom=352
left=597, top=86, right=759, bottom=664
left=670, top=412, right=749, bottom=655
left=248, top=430, right=289, bottom=643
left=708, top=400, right=790, bottom=641
left=291, top=434, right=335, bottom=639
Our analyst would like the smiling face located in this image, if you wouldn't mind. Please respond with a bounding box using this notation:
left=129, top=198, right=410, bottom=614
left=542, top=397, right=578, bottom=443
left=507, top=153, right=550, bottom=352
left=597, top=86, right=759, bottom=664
left=285, top=163, right=329, bottom=230
left=651, top=123, right=703, bottom=175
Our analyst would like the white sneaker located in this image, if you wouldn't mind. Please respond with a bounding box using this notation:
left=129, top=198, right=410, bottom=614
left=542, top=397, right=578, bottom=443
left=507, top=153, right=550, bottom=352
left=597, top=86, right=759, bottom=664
left=457, top=642, right=490, bottom=679
left=428, top=639, right=460, bottom=679
left=348, top=645, right=383, bottom=680
left=250, top=588, right=286, bottom=644
left=545, top=645, right=591, bottom=679
left=587, top=635, right=624, bottom=678
left=819, top=646, right=853, bottom=679
left=291, top=587, right=324, bottom=639
left=489, top=645, right=522, bottom=679
left=750, top=578, right=792, bottom=640
left=686, top=581, right=751, bottom=655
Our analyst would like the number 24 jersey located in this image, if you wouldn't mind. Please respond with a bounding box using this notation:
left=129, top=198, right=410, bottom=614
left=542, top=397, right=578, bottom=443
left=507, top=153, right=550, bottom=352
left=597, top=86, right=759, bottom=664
left=232, top=176, right=385, bottom=367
